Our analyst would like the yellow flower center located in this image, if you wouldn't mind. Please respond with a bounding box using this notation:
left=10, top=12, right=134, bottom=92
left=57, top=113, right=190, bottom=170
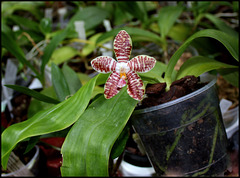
left=120, top=72, right=126, bottom=80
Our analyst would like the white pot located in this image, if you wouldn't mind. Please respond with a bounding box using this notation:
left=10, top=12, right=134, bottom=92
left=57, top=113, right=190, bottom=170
left=2, top=145, right=40, bottom=177
left=119, top=160, right=155, bottom=177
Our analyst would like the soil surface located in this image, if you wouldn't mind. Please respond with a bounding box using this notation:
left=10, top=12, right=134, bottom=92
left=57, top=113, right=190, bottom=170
left=136, top=75, right=207, bottom=109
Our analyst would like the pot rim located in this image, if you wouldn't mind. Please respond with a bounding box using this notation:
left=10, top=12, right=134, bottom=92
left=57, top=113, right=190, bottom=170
left=133, top=73, right=217, bottom=115
left=1, top=145, right=39, bottom=177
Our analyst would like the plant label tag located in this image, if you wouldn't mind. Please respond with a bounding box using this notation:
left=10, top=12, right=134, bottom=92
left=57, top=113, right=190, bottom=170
left=220, top=98, right=233, bottom=115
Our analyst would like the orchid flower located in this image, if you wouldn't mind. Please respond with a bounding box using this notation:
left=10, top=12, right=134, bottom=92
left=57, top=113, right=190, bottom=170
left=91, top=30, right=156, bottom=101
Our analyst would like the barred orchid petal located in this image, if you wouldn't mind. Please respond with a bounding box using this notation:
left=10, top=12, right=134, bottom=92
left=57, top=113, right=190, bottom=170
left=128, top=55, right=156, bottom=73
left=104, top=71, right=121, bottom=99
left=91, top=56, right=117, bottom=73
left=113, top=30, right=132, bottom=63
left=126, top=71, right=145, bottom=101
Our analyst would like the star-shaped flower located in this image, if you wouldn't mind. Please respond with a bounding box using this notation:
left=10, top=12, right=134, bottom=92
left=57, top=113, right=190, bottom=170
left=91, top=30, right=156, bottom=101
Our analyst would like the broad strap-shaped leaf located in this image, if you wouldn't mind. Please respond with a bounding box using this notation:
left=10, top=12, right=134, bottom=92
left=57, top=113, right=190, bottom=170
left=126, top=71, right=145, bottom=101
left=62, top=63, right=82, bottom=95
left=204, top=13, right=239, bottom=38
left=50, top=46, right=81, bottom=65
left=8, top=15, right=40, bottom=32
left=61, top=88, right=138, bottom=176
left=1, top=74, right=108, bottom=169
left=91, top=56, right=117, bottom=73
left=104, top=71, right=121, bottom=99
left=110, top=123, right=130, bottom=159
left=158, top=5, right=184, bottom=39
left=176, top=56, right=239, bottom=80
left=113, top=30, right=132, bottom=62
left=128, top=55, right=156, bottom=73
left=164, top=29, right=239, bottom=89
left=51, top=63, right=70, bottom=102
left=4, top=84, right=60, bottom=104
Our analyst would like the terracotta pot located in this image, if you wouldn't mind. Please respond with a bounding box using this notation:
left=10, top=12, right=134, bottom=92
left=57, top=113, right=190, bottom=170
left=130, top=74, right=230, bottom=176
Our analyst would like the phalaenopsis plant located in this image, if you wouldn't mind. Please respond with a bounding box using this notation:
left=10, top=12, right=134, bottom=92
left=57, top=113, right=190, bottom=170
left=91, top=30, right=156, bottom=101
left=1, top=27, right=238, bottom=177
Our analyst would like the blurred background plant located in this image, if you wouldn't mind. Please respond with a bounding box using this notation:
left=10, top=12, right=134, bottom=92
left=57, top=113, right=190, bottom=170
left=1, top=1, right=239, bottom=176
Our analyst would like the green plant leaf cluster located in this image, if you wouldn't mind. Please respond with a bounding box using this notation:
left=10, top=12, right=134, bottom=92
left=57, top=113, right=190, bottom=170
left=164, top=29, right=239, bottom=89
left=1, top=73, right=107, bottom=169
left=1, top=2, right=239, bottom=177
left=2, top=3, right=111, bottom=87
left=158, top=5, right=184, bottom=40
left=176, top=56, right=238, bottom=80
left=61, top=88, right=138, bottom=176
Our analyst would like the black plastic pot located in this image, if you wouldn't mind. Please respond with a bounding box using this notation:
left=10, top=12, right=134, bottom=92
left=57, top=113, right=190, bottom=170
left=130, top=74, right=229, bottom=176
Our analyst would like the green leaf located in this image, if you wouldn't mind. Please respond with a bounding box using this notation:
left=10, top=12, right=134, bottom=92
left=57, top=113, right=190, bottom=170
left=1, top=1, right=44, bottom=20
left=168, top=23, right=192, bottom=41
left=61, top=88, right=138, bottom=176
left=217, top=68, right=239, bottom=88
left=7, top=15, right=40, bottom=32
left=39, top=18, right=52, bottom=35
left=96, top=27, right=162, bottom=45
left=62, top=63, right=82, bottom=95
left=204, top=13, right=239, bottom=38
left=49, top=46, right=80, bottom=65
left=67, top=6, right=109, bottom=31
left=164, top=29, right=239, bottom=88
left=1, top=32, right=40, bottom=78
left=115, top=1, right=147, bottom=24
left=1, top=74, right=105, bottom=169
left=51, top=63, right=70, bottom=101
left=4, top=84, right=60, bottom=104
left=24, top=136, right=40, bottom=154
left=176, top=56, right=239, bottom=80
left=158, top=5, right=184, bottom=39
left=41, top=28, right=71, bottom=80
left=1, top=20, right=14, bottom=37
left=81, top=33, right=104, bottom=57
left=110, top=123, right=130, bottom=159
left=139, top=61, right=167, bottom=83
left=27, top=86, right=57, bottom=118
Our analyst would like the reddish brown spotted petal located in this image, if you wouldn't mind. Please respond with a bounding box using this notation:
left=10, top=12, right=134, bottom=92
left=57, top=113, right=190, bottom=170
left=91, top=56, right=117, bottom=73
left=128, top=55, right=156, bottom=73
left=113, top=30, right=132, bottom=63
left=104, top=71, right=121, bottom=99
left=126, top=71, right=145, bottom=101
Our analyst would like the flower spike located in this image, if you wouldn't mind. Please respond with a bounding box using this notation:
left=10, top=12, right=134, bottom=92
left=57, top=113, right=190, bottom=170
left=91, top=30, right=156, bottom=101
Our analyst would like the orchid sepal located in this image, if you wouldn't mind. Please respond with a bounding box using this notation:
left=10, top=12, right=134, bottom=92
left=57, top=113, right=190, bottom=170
left=91, top=56, right=117, bottom=74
